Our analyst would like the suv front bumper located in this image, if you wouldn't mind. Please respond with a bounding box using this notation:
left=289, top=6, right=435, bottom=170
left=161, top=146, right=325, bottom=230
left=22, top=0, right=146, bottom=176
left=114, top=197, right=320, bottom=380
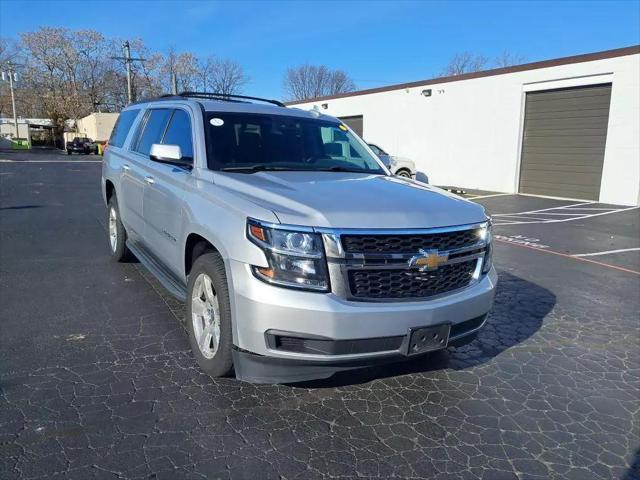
left=229, top=260, right=497, bottom=383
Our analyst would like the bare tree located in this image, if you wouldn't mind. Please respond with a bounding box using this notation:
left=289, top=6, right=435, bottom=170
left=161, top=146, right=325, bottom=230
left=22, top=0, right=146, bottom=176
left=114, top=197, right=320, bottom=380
left=164, top=53, right=248, bottom=95
left=0, top=37, right=20, bottom=66
left=441, top=51, right=527, bottom=76
left=197, top=55, right=217, bottom=92
left=439, top=52, right=488, bottom=76
left=208, top=58, right=248, bottom=95
left=9, top=26, right=250, bottom=129
left=284, top=64, right=356, bottom=101
left=494, top=50, right=527, bottom=68
left=161, top=48, right=209, bottom=93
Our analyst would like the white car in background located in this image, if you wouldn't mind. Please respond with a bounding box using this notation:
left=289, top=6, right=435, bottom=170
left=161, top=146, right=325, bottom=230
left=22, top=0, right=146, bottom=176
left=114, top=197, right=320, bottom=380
left=367, top=143, right=418, bottom=179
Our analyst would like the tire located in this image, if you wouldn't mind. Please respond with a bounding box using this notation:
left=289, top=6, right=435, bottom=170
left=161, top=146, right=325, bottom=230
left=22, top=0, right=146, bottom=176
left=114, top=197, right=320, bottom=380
left=186, top=252, right=234, bottom=377
left=107, top=196, right=131, bottom=262
left=396, top=169, right=412, bottom=178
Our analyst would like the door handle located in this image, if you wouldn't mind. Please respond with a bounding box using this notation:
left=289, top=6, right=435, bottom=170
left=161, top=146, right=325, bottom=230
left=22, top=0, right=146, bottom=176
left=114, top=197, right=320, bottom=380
left=122, top=164, right=130, bottom=171
left=144, top=176, right=155, bottom=184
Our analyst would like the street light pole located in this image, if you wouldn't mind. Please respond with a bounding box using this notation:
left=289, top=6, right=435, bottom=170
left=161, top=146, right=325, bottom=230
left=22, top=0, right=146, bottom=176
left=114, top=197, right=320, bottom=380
left=8, top=69, right=18, bottom=138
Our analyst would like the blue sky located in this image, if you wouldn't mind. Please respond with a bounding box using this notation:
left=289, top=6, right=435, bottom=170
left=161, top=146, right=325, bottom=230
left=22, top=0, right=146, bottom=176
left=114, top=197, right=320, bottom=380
left=1, top=0, right=639, bottom=98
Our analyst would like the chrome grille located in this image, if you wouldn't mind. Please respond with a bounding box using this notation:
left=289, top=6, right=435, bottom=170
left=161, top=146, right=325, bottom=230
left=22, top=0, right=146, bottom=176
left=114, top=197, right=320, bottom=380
left=348, top=259, right=477, bottom=299
left=341, top=228, right=481, bottom=254
left=322, top=223, right=488, bottom=301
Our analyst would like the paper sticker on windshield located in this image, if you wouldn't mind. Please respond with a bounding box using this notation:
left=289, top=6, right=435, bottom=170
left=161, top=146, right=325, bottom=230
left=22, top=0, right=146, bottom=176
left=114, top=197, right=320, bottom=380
left=210, top=118, right=224, bottom=127
left=338, top=124, right=348, bottom=131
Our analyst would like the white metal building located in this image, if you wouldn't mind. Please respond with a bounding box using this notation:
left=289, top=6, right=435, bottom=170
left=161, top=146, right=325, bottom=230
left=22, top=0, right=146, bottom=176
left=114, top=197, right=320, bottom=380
left=288, top=46, right=640, bottom=206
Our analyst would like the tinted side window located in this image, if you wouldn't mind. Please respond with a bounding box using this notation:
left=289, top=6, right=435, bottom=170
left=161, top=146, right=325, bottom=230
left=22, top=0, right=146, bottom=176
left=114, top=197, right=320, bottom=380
left=162, top=110, right=193, bottom=160
left=134, top=109, right=172, bottom=156
left=109, top=109, right=139, bottom=148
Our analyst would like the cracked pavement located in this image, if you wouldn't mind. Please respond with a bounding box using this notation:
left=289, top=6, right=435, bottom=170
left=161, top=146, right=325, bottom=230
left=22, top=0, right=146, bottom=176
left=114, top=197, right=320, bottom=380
left=1, top=150, right=638, bottom=479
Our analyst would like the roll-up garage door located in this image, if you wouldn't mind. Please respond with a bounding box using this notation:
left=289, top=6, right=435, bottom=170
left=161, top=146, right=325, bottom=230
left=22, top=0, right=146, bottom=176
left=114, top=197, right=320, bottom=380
left=339, top=115, right=364, bottom=137
left=519, top=84, right=612, bottom=200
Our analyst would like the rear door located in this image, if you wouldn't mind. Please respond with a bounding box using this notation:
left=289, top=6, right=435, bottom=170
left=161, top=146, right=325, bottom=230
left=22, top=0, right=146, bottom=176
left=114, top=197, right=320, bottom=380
left=143, top=108, right=195, bottom=277
left=126, top=108, right=173, bottom=240
left=107, top=109, right=145, bottom=238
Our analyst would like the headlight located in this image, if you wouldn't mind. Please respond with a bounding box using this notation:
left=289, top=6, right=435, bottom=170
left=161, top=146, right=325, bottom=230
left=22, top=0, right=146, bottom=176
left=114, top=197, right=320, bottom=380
left=481, top=219, right=493, bottom=274
left=247, top=219, right=329, bottom=291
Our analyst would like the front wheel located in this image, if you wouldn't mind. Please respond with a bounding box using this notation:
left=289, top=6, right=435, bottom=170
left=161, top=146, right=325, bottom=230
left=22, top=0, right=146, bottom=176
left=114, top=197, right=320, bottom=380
left=186, top=252, right=234, bottom=378
left=396, top=169, right=412, bottom=178
left=107, top=196, right=131, bottom=262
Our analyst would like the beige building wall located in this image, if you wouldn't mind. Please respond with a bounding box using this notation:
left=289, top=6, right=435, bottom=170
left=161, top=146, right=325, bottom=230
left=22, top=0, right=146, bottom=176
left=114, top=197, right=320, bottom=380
left=74, top=113, right=119, bottom=141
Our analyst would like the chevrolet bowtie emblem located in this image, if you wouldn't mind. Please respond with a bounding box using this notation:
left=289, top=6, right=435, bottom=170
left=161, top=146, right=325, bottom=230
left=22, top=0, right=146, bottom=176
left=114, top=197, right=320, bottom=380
left=409, top=249, right=449, bottom=271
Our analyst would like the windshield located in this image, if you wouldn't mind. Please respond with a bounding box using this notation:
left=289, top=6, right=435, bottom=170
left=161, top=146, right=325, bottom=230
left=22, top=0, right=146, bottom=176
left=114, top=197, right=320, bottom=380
left=205, top=113, right=386, bottom=174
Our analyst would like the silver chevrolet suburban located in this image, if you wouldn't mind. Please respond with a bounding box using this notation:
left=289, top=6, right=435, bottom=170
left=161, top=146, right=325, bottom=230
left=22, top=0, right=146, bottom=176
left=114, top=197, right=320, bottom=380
left=102, top=92, right=497, bottom=383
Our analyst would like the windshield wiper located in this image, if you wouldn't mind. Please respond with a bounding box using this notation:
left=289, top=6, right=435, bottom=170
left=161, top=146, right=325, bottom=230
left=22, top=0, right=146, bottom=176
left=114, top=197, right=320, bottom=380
left=219, top=165, right=299, bottom=173
left=317, top=166, right=379, bottom=174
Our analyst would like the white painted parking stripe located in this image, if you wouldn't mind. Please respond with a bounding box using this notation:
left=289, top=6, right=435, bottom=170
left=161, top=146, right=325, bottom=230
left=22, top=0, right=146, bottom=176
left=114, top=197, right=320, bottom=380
left=573, top=247, right=640, bottom=257
left=466, top=193, right=511, bottom=200
left=491, top=200, right=637, bottom=226
left=562, top=207, right=619, bottom=211
left=495, top=215, right=552, bottom=221
left=492, top=201, right=595, bottom=216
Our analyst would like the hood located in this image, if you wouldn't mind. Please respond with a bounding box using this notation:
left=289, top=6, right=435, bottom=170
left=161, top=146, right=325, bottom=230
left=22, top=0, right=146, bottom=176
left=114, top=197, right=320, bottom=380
left=213, top=171, right=486, bottom=229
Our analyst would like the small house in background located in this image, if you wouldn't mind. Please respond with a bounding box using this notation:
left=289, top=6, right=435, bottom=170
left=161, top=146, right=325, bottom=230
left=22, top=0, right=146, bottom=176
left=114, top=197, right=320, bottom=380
left=64, top=112, right=119, bottom=144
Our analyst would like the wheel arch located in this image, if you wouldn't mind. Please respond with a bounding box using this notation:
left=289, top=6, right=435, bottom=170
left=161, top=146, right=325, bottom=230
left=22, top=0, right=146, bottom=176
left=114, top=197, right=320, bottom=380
left=395, top=167, right=412, bottom=177
left=184, top=232, right=223, bottom=277
left=105, top=179, right=115, bottom=204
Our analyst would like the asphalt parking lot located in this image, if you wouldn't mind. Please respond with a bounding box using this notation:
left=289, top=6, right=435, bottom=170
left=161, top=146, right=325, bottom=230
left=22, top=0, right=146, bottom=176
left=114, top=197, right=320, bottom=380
left=1, top=149, right=639, bottom=480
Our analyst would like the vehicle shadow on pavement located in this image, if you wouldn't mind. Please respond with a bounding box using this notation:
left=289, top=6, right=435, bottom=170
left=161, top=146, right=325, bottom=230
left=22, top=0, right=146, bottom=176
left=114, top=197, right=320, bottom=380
left=0, top=205, right=42, bottom=210
left=298, top=271, right=556, bottom=388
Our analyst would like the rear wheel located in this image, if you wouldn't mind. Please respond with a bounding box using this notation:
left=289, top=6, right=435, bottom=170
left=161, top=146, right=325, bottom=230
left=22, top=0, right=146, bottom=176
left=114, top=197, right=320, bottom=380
left=396, top=169, right=412, bottom=178
left=107, top=196, right=131, bottom=262
left=186, top=252, right=234, bottom=377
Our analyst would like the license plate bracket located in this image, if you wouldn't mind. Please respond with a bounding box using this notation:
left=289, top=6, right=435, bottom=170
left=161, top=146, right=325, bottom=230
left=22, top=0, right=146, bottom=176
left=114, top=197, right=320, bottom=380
left=405, top=324, right=451, bottom=355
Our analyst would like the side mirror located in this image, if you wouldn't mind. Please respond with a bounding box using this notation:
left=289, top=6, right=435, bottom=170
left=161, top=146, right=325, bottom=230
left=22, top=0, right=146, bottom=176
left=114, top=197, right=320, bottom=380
left=150, top=143, right=181, bottom=161
left=149, top=143, right=192, bottom=168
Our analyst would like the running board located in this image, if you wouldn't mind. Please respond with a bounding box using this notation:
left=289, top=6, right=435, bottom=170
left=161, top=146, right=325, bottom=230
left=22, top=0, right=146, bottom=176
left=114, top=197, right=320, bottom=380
left=127, top=241, right=187, bottom=301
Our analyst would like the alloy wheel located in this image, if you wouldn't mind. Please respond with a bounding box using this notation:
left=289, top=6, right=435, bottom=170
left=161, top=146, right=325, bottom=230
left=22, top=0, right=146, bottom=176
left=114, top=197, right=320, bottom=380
left=191, top=273, right=221, bottom=359
left=108, top=207, right=118, bottom=252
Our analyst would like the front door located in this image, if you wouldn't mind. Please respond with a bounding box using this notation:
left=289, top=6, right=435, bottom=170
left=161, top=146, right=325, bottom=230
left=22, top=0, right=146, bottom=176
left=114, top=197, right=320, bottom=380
left=143, top=108, right=195, bottom=277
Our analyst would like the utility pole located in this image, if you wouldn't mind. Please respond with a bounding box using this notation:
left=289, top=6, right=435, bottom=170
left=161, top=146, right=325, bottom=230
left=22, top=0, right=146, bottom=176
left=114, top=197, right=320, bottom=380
left=111, top=41, right=146, bottom=105
left=171, top=72, right=178, bottom=95
left=1, top=63, right=22, bottom=138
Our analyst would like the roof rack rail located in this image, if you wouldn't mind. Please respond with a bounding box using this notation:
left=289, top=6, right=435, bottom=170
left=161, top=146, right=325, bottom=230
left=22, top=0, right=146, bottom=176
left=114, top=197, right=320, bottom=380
left=177, top=91, right=286, bottom=108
